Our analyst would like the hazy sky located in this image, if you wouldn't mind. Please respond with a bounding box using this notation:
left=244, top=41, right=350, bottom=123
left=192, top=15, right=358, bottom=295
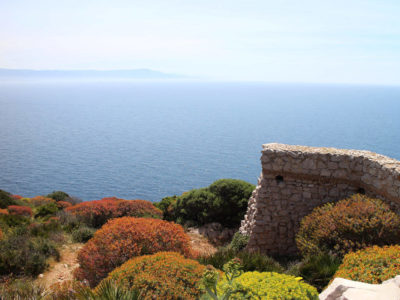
left=1, top=0, right=400, bottom=84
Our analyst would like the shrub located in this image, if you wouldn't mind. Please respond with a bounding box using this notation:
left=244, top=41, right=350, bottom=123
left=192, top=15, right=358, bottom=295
left=8, top=205, right=32, bottom=217
left=34, top=202, right=59, bottom=218
left=334, top=245, right=400, bottom=284
left=47, top=191, right=70, bottom=202
left=174, top=179, right=255, bottom=227
left=296, top=194, right=400, bottom=257
left=57, top=201, right=73, bottom=209
left=229, top=232, right=249, bottom=252
left=27, top=196, right=56, bottom=207
left=154, top=195, right=178, bottom=221
left=11, top=195, right=23, bottom=200
left=0, top=279, right=46, bottom=300
left=287, top=253, right=341, bottom=292
left=72, top=226, right=96, bottom=243
left=66, top=197, right=163, bottom=228
left=0, top=209, right=8, bottom=215
left=198, top=248, right=283, bottom=273
left=0, top=190, right=16, bottom=209
left=216, top=271, right=318, bottom=299
left=102, top=252, right=205, bottom=299
left=0, top=233, right=59, bottom=276
left=0, top=214, right=30, bottom=227
left=0, top=229, right=3, bottom=241
left=74, top=217, right=192, bottom=287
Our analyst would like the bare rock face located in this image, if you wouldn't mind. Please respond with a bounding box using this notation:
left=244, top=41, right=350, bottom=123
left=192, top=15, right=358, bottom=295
left=193, top=222, right=236, bottom=245
left=319, top=276, right=400, bottom=300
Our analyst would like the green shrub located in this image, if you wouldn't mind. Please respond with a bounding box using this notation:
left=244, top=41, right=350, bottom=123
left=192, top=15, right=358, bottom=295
left=0, top=189, right=16, bottom=209
left=216, top=271, right=319, bottom=299
left=57, top=211, right=82, bottom=232
left=0, top=279, right=46, bottom=300
left=334, top=245, right=400, bottom=284
left=0, top=213, right=30, bottom=227
left=287, top=253, right=341, bottom=292
left=198, top=248, right=283, bottom=273
left=47, top=191, right=70, bottom=202
left=0, top=231, right=59, bottom=276
left=228, top=232, right=249, bottom=252
left=174, top=179, right=255, bottom=227
left=35, top=202, right=59, bottom=218
left=72, top=226, right=96, bottom=243
left=296, top=194, right=400, bottom=257
left=154, top=195, right=178, bottom=221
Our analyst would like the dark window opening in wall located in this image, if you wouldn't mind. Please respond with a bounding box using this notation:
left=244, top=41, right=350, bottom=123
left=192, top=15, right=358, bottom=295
left=357, top=187, right=366, bottom=195
left=275, top=175, right=284, bottom=183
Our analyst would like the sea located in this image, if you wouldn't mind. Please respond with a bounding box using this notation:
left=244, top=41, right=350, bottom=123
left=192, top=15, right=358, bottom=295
left=1, top=80, right=399, bottom=202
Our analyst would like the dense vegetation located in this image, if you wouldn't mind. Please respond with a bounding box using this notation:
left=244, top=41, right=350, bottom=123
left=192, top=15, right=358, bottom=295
left=156, top=179, right=255, bottom=227
left=66, top=197, right=162, bottom=228
left=103, top=252, right=206, bottom=299
left=75, top=217, right=192, bottom=287
left=334, top=245, right=400, bottom=284
left=296, top=194, right=400, bottom=257
left=0, top=184, right=399, bottom=299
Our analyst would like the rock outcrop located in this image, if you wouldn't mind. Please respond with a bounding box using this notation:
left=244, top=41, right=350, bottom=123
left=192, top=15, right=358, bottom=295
left=240, top=143, right=400, bottom=255
left=319, top=276, right=400, bottom=300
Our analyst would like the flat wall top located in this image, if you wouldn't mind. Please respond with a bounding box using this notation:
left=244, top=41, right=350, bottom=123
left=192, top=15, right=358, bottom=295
left=262, top=143, right=400, bottom=174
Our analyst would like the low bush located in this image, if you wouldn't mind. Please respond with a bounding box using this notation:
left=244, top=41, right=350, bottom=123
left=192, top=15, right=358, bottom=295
left=0, top=232, right=59, bottom=276
left=287, top=253, right=341, bottom=292
left=216, top=271, right=319, bottom=299
left=35, top=202, right=59, bottom=219
left=0, top=190, right=16, bottom=209
left=296, top=194, right=400, bottom=257
left=228, top=231, right=249, bottom=252
left=103, top=252, right=206, bottom=299
left=66, top=197, right=162, bottom=228
left=174, top=179, right=255, bottom=227
left=11, top=195, right=23, bottom=200
left=198, top=248, right=283, bottom=273
left=0, top=209, right=8, bottom=215
left=57, top=211, right=81, bottom=232
left=72, top=226, right=96, bottom=243
left=47, top=191, right=70, bottom=202
left=0, top=279, right=46, bottom=300
left=74, top=217, right=192, bottom=287
left=0, top=213, right=30, bottom=227
left=154, top=195, right=178, bottom=221
left=57, top=201, right=73, bottom=209
left=334, top=245, right=400, bottom=284
left=8, top=205, right=32, bottom=217
left=26, top=196, right=55, bottom=207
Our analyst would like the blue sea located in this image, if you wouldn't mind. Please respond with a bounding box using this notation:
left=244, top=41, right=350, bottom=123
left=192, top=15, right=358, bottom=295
left=1, top=80, right=399, bottom=201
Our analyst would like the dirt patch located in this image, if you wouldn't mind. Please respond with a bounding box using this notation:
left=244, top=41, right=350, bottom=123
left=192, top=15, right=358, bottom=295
left=36, top=243, right=83, bottom=288
left=187, top=229, right=218, bottom=257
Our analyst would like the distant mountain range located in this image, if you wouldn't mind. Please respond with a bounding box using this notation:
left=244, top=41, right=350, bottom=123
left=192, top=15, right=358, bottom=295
left=0, top=68, right=182, bottom=79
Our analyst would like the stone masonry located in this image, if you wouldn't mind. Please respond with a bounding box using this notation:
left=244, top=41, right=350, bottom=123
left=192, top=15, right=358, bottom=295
left=239, top=143, right=400, bottom=255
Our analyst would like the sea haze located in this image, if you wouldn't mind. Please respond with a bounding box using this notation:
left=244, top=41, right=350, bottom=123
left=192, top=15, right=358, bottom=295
left=0, top=80, right=399, bottom=201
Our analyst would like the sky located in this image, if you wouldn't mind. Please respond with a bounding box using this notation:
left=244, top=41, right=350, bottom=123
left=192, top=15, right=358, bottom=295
left=1, top=0, right=400, bottom=84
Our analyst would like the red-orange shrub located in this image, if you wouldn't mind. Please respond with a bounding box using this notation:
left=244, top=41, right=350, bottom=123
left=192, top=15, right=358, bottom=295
left=66, top=197, right=162, bottom=227
left=11, top=195, right=23, bottom=200
left=101, top=252, right=206, bottom=299
left=7, top=205, right=32, bottom=217
left=57, top=201, right=72, bottom=209
left=29, top=196, right=55, bottom=207
left=0, top=209, right=9, bottom=215
left=74, top=217, right=192, bottom=287
left=0, top=228, right=3, bottom=241
left=296, top=194, right=400, bottom=257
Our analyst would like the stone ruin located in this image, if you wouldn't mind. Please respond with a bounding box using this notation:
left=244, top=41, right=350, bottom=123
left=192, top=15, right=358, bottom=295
left=239, top=143, right=400, bottom=255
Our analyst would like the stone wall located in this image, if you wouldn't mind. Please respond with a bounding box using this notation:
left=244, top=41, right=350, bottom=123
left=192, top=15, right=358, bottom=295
left=239, top=143, right=400, bottom=255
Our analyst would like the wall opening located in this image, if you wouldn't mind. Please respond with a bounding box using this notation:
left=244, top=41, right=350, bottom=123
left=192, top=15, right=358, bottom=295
left=275, top=175, right=284, bottom=183
left=357, top=187, right=366, bottom=195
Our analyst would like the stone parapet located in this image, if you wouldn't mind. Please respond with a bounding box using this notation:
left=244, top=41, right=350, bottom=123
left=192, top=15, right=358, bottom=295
left=240, top=143, right=400, bottom=255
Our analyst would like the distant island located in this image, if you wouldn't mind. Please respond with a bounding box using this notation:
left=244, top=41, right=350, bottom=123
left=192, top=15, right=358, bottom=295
left=0, top=68, right=183, bottom=79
